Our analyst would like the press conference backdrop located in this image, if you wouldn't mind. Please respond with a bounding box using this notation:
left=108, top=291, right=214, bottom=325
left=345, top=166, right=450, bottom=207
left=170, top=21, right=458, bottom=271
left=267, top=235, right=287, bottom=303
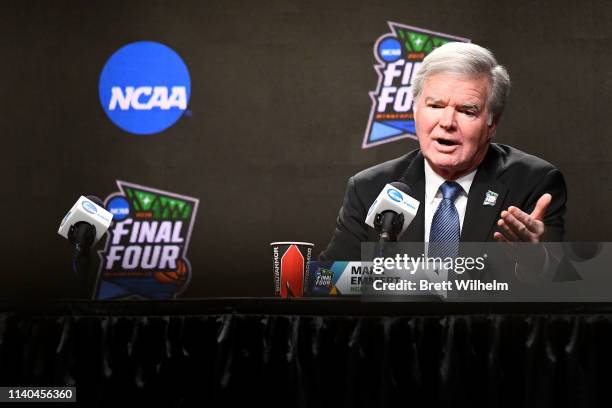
left=2, top=0, right=611, bottom=299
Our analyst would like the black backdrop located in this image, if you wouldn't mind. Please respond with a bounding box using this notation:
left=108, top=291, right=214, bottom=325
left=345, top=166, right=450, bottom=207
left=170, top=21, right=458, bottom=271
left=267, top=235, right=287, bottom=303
left=2, top=0, right=611, bottom=299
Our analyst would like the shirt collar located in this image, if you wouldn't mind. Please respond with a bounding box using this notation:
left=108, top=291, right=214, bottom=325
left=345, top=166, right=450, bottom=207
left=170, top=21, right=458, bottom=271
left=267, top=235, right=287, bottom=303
left=424, top=159, right=477, bottom=204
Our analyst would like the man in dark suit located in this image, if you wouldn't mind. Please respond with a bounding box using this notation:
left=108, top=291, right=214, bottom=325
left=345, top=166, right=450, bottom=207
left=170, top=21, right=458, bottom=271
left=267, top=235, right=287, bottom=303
left=321, top=42, right=567, bottom=262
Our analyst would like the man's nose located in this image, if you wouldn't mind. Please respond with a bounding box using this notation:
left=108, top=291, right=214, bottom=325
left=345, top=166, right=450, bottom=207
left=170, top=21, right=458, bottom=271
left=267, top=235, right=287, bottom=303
left=438, top=106, right=456, bottom=130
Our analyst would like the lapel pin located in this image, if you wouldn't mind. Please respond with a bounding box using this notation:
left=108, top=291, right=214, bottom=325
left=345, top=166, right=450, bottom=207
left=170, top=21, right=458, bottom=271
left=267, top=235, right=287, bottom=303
left=483, top=190, right=498, bottom=206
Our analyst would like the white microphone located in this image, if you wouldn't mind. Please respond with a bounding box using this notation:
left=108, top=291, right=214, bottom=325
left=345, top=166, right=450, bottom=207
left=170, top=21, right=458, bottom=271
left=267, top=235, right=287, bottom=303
left=365, top=182, right=420, bottom=242
left=58, top=196, right=113, bottom=245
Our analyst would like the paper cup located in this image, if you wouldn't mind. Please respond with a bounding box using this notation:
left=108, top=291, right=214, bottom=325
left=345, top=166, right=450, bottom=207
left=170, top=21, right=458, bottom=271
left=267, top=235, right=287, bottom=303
left=271, top=242, right=314, bottom=298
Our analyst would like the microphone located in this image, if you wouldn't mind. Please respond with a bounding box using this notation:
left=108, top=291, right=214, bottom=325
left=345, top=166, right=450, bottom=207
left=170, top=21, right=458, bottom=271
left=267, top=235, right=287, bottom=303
left=365, top=182, right=420, bottom=242
left=58, top=195, right=113, bottom=295
left=58, top=195, right=113, bottom=249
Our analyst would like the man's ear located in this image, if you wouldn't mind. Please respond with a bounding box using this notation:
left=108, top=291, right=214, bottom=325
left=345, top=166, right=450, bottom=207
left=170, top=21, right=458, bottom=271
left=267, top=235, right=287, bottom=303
left=487, top=113, right=499, bottom=138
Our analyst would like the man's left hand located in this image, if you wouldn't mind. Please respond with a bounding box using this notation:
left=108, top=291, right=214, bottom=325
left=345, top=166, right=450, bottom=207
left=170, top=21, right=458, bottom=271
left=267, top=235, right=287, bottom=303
left=494, top=193, right=551, bottom=243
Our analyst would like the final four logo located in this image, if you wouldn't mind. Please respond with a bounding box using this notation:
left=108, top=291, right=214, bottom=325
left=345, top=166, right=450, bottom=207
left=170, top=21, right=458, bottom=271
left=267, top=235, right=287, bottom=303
left=363, top=22, right=469, bottom=148
left=95, top=181, right=199, bottom=299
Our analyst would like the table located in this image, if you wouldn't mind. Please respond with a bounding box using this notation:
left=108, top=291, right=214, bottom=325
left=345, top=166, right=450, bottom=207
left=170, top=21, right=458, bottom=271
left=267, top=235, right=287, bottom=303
left=0, top=299, right=610, bottom=407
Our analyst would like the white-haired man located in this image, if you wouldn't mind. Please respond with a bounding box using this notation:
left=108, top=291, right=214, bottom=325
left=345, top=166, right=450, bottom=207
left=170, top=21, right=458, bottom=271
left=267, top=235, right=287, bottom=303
left=321, top=42, right=566, bottom=261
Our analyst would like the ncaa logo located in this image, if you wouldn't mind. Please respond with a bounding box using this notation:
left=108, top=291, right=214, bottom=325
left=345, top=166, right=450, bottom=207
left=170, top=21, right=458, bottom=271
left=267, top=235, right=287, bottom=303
left=99, top=41, right=191, bottom=135
left=82, top=201, right=98, bottom=214
left=107, top=196, right=130, bottom=221
left=377, top=37, right=402, bottom=63
left=387, top=188, right=403, bottom=202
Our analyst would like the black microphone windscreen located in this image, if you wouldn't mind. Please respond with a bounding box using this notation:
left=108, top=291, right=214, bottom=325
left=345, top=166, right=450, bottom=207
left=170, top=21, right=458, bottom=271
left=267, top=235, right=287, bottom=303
left=85, top=195, right=105, bottom=208
left=390, top=181, right=412, bottom=197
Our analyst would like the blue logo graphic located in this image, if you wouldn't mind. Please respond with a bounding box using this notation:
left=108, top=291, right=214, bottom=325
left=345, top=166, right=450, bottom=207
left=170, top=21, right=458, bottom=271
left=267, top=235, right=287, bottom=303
left=377, top=37, right=402, bottom=63
left=387, top=188, right=403, bottom=202
left=82, top=201, right=98, bottom=214
left=107, top=196, right=130, bottom=221
left=99, top=41, right=191, bottom=135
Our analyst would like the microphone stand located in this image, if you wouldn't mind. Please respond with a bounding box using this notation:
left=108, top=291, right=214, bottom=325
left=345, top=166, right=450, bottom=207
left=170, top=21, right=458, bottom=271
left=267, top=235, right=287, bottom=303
left=373, top=211, right=404, bottom=258
left=68, top=222, right=96, bottom=298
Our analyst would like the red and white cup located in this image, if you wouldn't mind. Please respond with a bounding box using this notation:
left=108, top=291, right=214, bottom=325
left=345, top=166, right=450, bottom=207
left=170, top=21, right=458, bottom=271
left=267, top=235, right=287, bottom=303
left=271, top=242, right=314, bottom=298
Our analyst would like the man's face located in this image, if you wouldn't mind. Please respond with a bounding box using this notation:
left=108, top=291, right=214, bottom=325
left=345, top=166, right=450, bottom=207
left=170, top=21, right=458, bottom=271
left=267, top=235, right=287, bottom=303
left=414, top=73, right=496, bottom=180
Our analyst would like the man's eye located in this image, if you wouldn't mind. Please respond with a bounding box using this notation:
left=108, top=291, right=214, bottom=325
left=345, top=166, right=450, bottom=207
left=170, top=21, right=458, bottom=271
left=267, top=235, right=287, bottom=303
left=428, top=104, right=443, bottom=109
left=462, top=110, right=476, bottom=117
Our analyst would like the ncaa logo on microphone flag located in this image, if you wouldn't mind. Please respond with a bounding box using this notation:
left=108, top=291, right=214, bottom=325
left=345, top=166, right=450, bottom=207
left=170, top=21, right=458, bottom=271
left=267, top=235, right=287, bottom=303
left=99, top=41, right=191, bottom=135
left=363, top=22, right=469, bottom=148
left=387, top=188, right=403, bottom=202
left=82, top=201, right=98, bottom=214
left=95, top=181, right=199, bottom=300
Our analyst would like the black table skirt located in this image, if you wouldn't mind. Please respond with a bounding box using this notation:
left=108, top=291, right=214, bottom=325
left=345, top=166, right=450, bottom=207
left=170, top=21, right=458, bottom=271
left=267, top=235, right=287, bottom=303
left=1, top=299, right=611, bottom=408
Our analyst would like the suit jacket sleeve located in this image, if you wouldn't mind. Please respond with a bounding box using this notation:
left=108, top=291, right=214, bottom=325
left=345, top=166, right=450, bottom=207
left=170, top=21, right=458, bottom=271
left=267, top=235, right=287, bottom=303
left=319, top=176, right=370, bottom=261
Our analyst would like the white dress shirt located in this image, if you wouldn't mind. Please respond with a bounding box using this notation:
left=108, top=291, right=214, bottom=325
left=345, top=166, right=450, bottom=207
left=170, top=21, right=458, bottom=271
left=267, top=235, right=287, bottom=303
left=423, top=159, right=477, bottom=242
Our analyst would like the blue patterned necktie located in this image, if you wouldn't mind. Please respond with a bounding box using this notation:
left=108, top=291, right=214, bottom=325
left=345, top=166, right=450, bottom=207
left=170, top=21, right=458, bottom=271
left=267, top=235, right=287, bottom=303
left=429, top=181, right=463, bottom=258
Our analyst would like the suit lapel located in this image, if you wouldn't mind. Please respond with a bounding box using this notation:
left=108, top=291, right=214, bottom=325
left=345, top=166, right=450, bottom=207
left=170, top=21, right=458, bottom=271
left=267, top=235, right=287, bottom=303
left=398, top=152, right=425, bottom=242
left=460, top=147, right=508, bottom=242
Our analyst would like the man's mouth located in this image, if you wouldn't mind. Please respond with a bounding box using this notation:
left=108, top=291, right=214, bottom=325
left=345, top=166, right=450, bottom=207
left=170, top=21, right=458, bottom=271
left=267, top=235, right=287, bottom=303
left=434, top=138, right=459, bottom=147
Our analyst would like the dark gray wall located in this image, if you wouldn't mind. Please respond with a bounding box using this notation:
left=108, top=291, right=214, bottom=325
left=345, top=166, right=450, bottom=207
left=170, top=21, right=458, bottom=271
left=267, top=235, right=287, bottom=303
left=1, top=0, right=610, bottom=298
